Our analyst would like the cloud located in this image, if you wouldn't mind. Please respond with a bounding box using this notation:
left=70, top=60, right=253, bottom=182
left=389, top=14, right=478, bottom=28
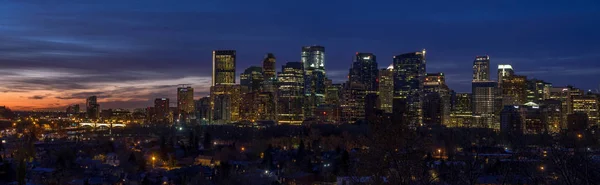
left=28, top=95, right=47, bottom=100
left=1, top=1, right=599, bottom=109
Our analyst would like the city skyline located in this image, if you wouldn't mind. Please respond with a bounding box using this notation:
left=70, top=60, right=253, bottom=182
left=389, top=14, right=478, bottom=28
left=1, top=1, right=599, bottom=110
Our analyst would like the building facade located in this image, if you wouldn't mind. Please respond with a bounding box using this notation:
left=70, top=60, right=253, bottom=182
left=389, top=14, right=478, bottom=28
left=472, top=81, right=497, bottom=129
left=177, top=85, right=195, bottom=122
left=450, top=92, right=472, bottom=127
left=527, top=79, right=552, bottom=104
left=213, top=50, right=236, bottom=86
left=377, top=67, right=394, bottom=113
left=277, top=62, right=305, bottom=125
left=240, top=66, right=264, bottom=93
left=349, top=53, right=378, bottom=92
left=572, top=95, right=599, bottom=127
left=86, top=96, right=100, bottom=120
left=154, top=98, right=171, bottom=123
left=393, top=50, right=426, bottom=127
left=424, top=73, right=451, bottom=126
left=501, top=75, right=527, bottom=106
left=302, top=46, right=326, bottom=118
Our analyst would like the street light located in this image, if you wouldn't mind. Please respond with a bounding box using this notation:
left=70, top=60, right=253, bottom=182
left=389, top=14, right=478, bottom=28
left=152, top=156, right=156, bottom=168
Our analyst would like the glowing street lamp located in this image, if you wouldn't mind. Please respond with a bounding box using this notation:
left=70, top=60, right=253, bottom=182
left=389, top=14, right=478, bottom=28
left=152, top=156, right=156, bottom=168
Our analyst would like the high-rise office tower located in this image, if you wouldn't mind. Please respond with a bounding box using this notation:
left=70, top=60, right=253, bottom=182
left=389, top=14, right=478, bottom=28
left=497, top=64, right=514, bottom=85
left=572, top=95, right=599, bottom=127
left=195, top=97, right=211, bottom=124
left=277, top=62, right=305, bottom=125
left=473, top=56, right=490, bottom=82
left=472, top=81, right=497, bottom=129
left=86, top=96, right=100, bottom=120
left=424, top=73, right=451, bottom=126
left=177, top=85, right=195, bottom=121
left=154, top=98, right=170, bottom=123
left=212, top=50, right=236, bottom=86
left=393, top=50, right=426, bottom=127
left=550, top=87, right=572, bottom=129
left=240, top=66, right=264, bottom=93
left=262, top=53, right=278, bottom=94
left=377, top=66, right=394, bottom=113
left=211, top=50, right=239, bottom=124
left=423, top=92, right=442, bottom=126
left=450, top=93, right=472, bottom=127
left=341, top=81, right=366, bottom=123
left=471, top=55, right=496, bottom=129
left=542, top=99, right=563, bottom=133
left=343, top=52, right=377, bottom=123
left=240, top=92, right=276, bottom=122
left=325, top=81, right=342, bottom=106
left=349, top=53, right=378, bottom=92
left=501, top=75, right=527, bottom=106
left=302, top=46, right=326, bottom=118
left=210, top=85, right=241, bottom=124
left=263, top=53, right=276, bottom=81
left=526, top=79, right=552, bottom=104
left=500, top=105, right=524, bottom=136
left=522, top=102, right=545, bottom=134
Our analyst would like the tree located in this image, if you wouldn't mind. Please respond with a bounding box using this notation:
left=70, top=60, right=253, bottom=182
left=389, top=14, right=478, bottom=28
left=349, top=114, right=435, bottom=185
left=262, top=145, right=274, bottom=169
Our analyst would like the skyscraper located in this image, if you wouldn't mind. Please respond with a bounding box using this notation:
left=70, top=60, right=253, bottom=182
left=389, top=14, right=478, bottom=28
left=263, top=53, right=276, bottom=81
left=424, top=73, right=451, bottom=126
left=377, top=66, right=394, bottom=113
left=86, top=96, right=100, bottom=120
left=277, top=62, right=305, bottom=124
left=240, top=66, right=264, bottom=93
left=341, top=81, right=366, bottom=123
left=211, top=50, right=239, bottom=124
left=154, top=98, right=170, bottom=123
left=541, top=99, right=563, bottom=133
left=262, top=54, right=278, bottom=94
left=450, top=93, right=472, bottom=127
left=526, top=79, right=552, bottom=104
left=210, top=85, right=241, bottom=124
left=393, top=50, right=426, bottom=127
left=195, top=97, right=211, bottom=124
left=501, top=75, right=527, bottom=106
left=349, top=52, right=378, bottom=92
left=550, top=87, right=574, bottom=129
left=473, top=56, right=490, bottom=82
left=302, top=46, right=326, bottom=118
left=471, top=56, right=496, bottom=129
left=472, top=81, right=497, bottom=129
left=177, top=85, right=195, bottom=122
left=500, top=105, right=524, bottom=136
left=497, top=64, right=514, bottom=85
left=213, top=50, right=236, bottom=86
left=572, top=95, right=599, bottom=127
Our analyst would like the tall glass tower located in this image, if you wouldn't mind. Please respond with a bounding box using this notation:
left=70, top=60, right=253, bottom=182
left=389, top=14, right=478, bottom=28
left=473, top=56, right=490, bottom=82
left=472, top=55, right=496, bottom=129
left=393, top=50, right=426, bottom=127
left=301, top=46, right=326, bottom=118
left=349, top=53, right=378, bottom=92
left=212, top=50, right=236, bottom=86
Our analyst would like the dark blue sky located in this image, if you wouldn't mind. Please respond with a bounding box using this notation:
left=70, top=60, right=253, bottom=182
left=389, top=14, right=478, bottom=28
left=1, top=0, right=599, bottom=110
